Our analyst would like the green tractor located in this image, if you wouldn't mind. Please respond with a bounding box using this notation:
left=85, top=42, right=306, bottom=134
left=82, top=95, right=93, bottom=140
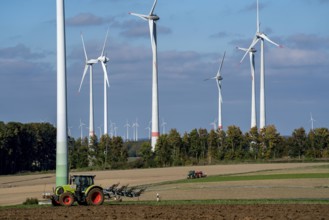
left=51, top=175, right=104, bottom=206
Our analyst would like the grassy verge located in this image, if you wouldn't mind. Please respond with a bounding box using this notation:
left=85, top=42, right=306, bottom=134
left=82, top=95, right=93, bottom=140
left=147, top=173, right=329, bottom=187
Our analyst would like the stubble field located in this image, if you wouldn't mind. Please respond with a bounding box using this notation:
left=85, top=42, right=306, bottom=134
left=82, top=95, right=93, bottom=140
left=0, top=162, right=328, bottom=219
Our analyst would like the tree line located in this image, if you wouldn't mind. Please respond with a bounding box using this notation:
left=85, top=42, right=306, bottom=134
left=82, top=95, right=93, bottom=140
left=0, top=122, right=56, bottom=175
left=1, top=121, right=328, bottom=175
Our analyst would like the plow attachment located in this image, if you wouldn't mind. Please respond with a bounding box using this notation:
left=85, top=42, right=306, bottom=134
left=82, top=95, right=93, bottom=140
left=103, top=183, right=146, bottom=200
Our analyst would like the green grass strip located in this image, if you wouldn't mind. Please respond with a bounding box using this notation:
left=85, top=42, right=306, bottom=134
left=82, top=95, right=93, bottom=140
left=164, top=173, right=329, bottom=185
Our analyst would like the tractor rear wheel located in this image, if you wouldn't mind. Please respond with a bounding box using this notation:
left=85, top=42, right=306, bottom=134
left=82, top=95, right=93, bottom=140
left=86, top=188, right=104, bottom=206
left=59, top=192, right=74, bottom=206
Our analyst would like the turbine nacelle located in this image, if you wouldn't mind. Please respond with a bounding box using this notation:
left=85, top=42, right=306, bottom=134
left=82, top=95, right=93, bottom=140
left=86, top=59, right=98, bottom=65
left=98, top=56, right=109, bottom=64
left=129, top=12, right=160, bottom=21
left=216, top=75, right=223, bottom=81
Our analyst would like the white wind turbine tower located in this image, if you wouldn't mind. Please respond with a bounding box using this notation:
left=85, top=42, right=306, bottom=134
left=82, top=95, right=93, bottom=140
left=145, top=126, right=151, bottom=140
left=161, top=118, right=167, bottom=134
left=79, top=119, right=85, bottom=142
left=56, top=0, right=68, bottom=186
left=98, top=126, right=102, bottom=138
left=97, top=29, right=110, bottom=135
left=205, top=52, right=226, bottom=130
left=132, top=123, right=136, bottom=141
left=210, top=119, right=217, bottom=131
left=129, top=0, right=160, bottom=151
left=135, top=119, right=140, bottom=141
left=79, top=33, right=99, bottom=142
left=240, top=0, right=282, bottom=129
left=310, top=113, right=316, bottom=130
left=124, top=120, right=130, bottom=141
left=237, top=47, right=257, bottom=128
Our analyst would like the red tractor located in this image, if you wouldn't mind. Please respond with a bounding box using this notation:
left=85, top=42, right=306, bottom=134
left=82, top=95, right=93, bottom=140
left=187, top=170, right=207, bottom=179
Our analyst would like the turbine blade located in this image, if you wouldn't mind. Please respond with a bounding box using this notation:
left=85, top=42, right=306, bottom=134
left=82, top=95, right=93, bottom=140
left=81, top=33, right=88, bottom=61
left=257, top=0, right=260, bottom=32
left=237, top=47, right=248, bottom=52
left=204, top=76, right=216, bottom=81
left=149, top=0, right=158, bottom=15
left=101, top=28, right=109, bottom=56
left=259, top=33, right=281, bottom=47
left=79, top=65, right=89, bottom=92
left=101, top=62, right=110, bottom=87
left=129, top=12, right=148, bottom=21
left=240, top=36, right=260, bottom=63
left=219, top=51, right=226, bottom=73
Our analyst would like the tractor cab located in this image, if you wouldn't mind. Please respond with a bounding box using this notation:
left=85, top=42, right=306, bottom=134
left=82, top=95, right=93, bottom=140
left=70, top=175, right=95, bottom=192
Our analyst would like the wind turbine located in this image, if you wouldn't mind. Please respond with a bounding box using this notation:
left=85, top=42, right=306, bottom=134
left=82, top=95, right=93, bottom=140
left=79, top=119, right=85, bottom=141
left=132, top=123, right=136, bottom=141
left=79, top=33, right=99, bottom=142
left=210, top=119, right=217, bottom=131
left=98, top=126, right=102, bottom=138
left=240, top=0, right=282, bottom=129
left=56, top=0, right=68, bottom=186
left=237, top=47, right=257, bottom=128
left=145, top=126, right=151, bottom=140
left=161, top=118, right=167, bottom=134
left=310, top=113, right=316, bottom=131
left=135, top=119, right=139, bottom=141
left=129, top=0, right=160, bottom=151
left=205, top=51, right=226, bottom=130
left=124, top=120, right=130, bottom=141
left=97, top=29, right=110, bottom=135
left=114, top=126, right=118, bottom=137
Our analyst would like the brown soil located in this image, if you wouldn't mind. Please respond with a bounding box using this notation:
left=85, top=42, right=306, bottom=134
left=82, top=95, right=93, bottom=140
left=1, top=204, right=329, bottom=220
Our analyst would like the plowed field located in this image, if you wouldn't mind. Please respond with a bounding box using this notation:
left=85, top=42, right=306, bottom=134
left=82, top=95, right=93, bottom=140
left=1, top=204, right=329, bottom=220
left=1, top=163, right=329, bottom=219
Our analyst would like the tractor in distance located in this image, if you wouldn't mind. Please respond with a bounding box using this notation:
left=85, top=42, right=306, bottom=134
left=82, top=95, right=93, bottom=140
left=51, top=175, right=104, bottom=206
left=187, top=170, right=207, bottom=179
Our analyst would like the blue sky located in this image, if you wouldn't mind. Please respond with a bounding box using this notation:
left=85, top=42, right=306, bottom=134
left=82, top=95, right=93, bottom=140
left=0, top=0, right=328, bottom=139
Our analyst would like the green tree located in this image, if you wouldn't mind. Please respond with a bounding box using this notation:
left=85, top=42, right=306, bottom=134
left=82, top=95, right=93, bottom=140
left=167, top=129, right=182, bottom=166
left=138, top=142, right=154, bottom=167
left=259, top=125, right=282, bottom=159
left=225, top=126, right=244, bottom=160
left=207, top=130, right=219, bottom=163
left=289, top=127, right=307, bottom=159
left=245, top=127, right=260, bottom=160
left=99, top=134, right=111, bottom=167
left=189, top=129, right=201, bottom=163
left=181, top=132, right=190, bottom=164
left=155, top=134, right=172, bottom=166
left=308, top=128, right=329, bottom=158
left=77, top=137, right=89, bottom=168
left=198, top=128, right=208, bottom=162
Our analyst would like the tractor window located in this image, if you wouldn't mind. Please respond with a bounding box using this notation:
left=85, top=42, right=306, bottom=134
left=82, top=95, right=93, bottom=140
left=74, top=176, right=80, bottom=185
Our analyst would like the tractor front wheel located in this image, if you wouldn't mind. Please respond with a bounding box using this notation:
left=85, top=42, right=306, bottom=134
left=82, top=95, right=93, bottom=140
left=51, top=197, right=60, bottom=206
left=59, top=192, right=74, bottom=206
left=86, top=188, right=104, bottom=206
